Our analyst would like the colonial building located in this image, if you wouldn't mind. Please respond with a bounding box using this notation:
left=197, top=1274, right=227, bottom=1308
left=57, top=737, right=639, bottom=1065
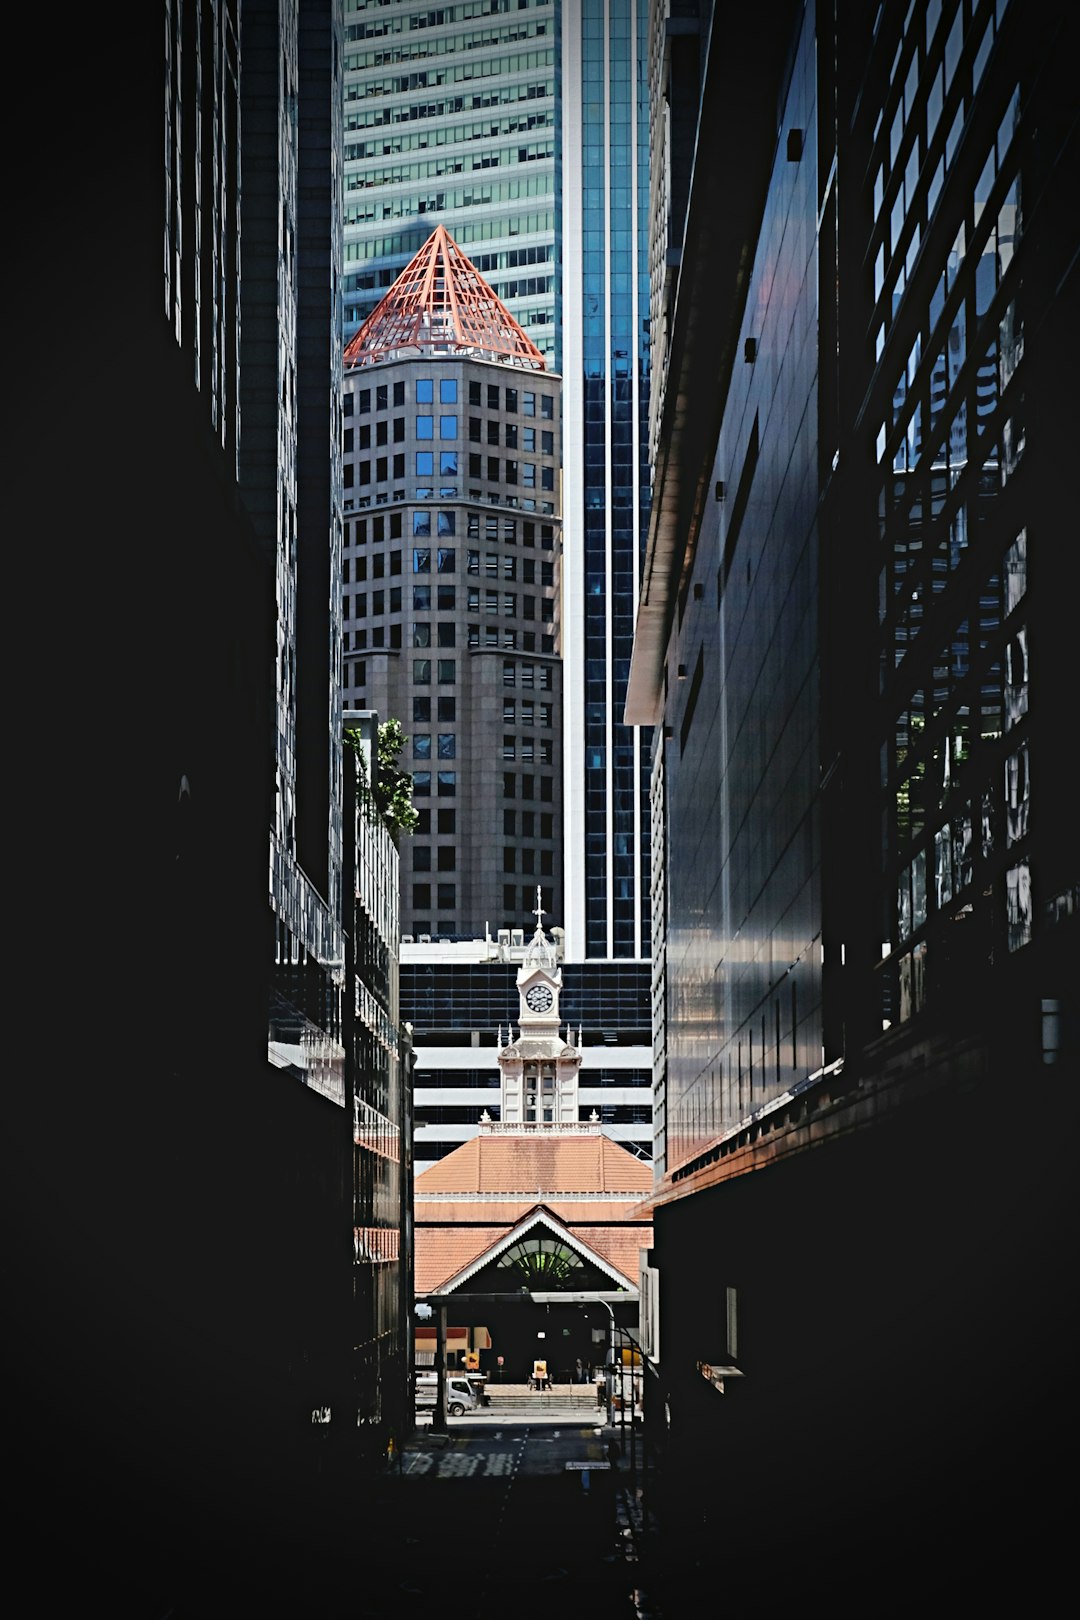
left=413, top=908, right=653, bottom=1383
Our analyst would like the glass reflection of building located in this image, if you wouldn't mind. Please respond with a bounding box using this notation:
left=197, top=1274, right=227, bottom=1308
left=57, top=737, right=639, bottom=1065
left=872, top=2, right=1032, bottom=1021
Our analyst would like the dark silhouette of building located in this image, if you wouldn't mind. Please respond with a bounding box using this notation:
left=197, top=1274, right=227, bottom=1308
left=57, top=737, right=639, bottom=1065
left=11, top=4, right=410, bottom=1612
left=629, top=0, right=1077, bottom=1607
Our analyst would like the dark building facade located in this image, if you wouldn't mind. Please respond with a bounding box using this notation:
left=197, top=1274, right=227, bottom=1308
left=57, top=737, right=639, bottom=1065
left=14, top=4, right=410, bottom=1612
left=629, top=0, right=1077, bottom=1605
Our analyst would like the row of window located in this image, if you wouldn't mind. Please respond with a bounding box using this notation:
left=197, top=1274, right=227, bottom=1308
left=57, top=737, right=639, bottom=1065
left=344, top=627, right=555, bottom=658
left=467, top=455, right=556, bottom=488
left=503, top=846, right=554, bottom=873
left=469, top=419, right=555, bottom=452
left=502, top=736, right=554, bottom=763
left=503, top=774, right=555, bottom=801
left=343, top=80, right=551, bottom=136
left=348, top=515, right=555, bottom=548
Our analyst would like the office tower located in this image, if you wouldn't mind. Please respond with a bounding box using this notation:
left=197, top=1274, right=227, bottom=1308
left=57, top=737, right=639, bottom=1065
left=16, top=3, right=411, bottom=1608
left=342, top=226, right=564, bottom=940
left=402, top=922, right=653, bottom=1174
left=630, top=0, right=1077, bottom=1604
left=561, top=0, right=654, bottom=960
left=341, top=0, right=558, bottom=360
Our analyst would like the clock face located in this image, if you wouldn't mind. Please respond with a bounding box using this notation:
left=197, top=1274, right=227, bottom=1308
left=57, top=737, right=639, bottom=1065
left=525, top=983, right=554, bottom=1014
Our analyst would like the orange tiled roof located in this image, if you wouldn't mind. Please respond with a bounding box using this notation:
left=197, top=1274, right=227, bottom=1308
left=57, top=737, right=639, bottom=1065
left=414, top=1214, right=653, bottom=1295
left=414, top=1132, right=654, bottom=1196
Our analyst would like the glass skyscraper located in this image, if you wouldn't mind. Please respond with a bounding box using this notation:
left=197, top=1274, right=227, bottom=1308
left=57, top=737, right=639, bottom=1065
left=560, top=0, right=653, bottom=963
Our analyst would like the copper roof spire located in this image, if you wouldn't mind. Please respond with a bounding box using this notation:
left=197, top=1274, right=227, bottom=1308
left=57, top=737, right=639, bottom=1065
left=344, top=223, right=546, bottom=372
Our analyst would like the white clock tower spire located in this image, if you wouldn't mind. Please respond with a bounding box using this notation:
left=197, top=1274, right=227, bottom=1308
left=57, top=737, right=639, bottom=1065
left=495, top=903, right=582, bottom=1126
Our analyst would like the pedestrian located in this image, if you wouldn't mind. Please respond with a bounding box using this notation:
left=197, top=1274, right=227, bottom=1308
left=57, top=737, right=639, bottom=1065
left=574, top=1357, right=585, bottom=1384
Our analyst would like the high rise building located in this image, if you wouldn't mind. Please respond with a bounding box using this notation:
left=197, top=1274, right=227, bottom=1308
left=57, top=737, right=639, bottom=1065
left=341, top=1, right=653, bottom=963
left=341, top=226, right=565, bottom=941
left=630, top=0, right=1077, bottom=1604
left=560, top=0, right=654, bottom=961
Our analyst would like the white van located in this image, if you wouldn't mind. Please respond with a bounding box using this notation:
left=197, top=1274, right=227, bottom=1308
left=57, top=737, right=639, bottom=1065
left=415, top=1374, right=478, bottom=1417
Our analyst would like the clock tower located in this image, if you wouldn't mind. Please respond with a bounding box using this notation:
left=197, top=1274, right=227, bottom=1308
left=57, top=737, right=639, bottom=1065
left=495, top=891, right=583, bottom=1126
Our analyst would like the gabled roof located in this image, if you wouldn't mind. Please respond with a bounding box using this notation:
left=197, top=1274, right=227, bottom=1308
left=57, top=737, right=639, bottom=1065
left=416, top=1203, right=647, bottom=1296
left=344, top=223, right=546, bottom=371
left=414, top=1130, right=654, bottom=1197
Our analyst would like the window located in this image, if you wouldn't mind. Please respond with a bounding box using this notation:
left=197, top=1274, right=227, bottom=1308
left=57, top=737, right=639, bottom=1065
left=440, top=416, right=458, bottom=439
left=389, top=550, right=402, bottom=575
left=523, top=427, right=535, bottom=452
left=503, top=809, right=515, bottom=836
left=413, top=846, right=431, bottom=871
left=344, top=393, right=354, bottom=417
left=503, top=773, right=515, bottom=797
left=437, top=623, right=456, bottom=648
left=520, top=702, right=534, bottom=726
left=487, top=384, right=499, bottom=409
left=416, top=415, right=434, bottom=439
left=541, top=394, right=553, bottom=419
left=467, top=549, right=480, bottom=574
left=506, top=461, right=518, bottom=484
left=540, top=776, right=553, bottom=802
left=413, top=770, right=431, bottom=794
left=413, top=735, right=431, bottom=758
left=503, top=554, right=516, bottom=579
left=376, top=421, right=387, bottom=447
left=437, top=771, right=456, bottom=797
left=440, top=451, right=457, bottom=475
left=438, top=734, right=456, bottom=758
left=541, top=561, right=553, bottom=586
left=503, top=735, right=516, bottom=761
left=393, top=453, right=405, bottom=479
left=541, top=466, right=554, bottom=490
left=503, top=846, right=516, bottom=872
left=376, top=385, right=387, bottom=410
left=487, top=457, right=500, bottom=481
left=440, top=378, right=457, bottom=404
left=413, top=585, right=431, bottom=611
left=413, top=512, right=431, bottom=537
left=523, top=464, right=536, bottom=488
left=486, top=552, right=499, bottom=576
left=523, top=392, right=535, bottom=417
left=541, top=431, right=554, bottom=454
left=416, top=451, right=434, bottom=476
left=469, top=380, right=481, bottom=405
left=504, top=594, right=517, bottom=616
left=541, top=599, right=554, bottom=622
left=372, top=590, right=385, bottom=615
left=413, top=697, right=431, bottom=723
left=389, top=586, right=401, bottom=612
left=506, top=388, right=518, bottom=412
left=414, top=659, right=431, bottom=683
left=487, top=420, right=500, bottom=446
left=469, top=453, right=483, bottom=477
left=413, top=883, right=431, bottom=909
left=437, top=660, right=455, bottom=683
left=417, top=379, right=433, bottom=403
left=393, top=381, right=405, bottom=407
left=437, top=808, right=456, bottom=833
left=437, top=846, right=456, bottom=872
left=413, top=623, right=431, bottom=647
left=503, top=662, right=516, bottom=686
left=469, top=418, right=482, bottom=443
left=504, top=884, right=516, bottom=912
left=505, top=423, right=518, bottom=449
left=437, top=544, right=456, bottom=569
left=540, top=703, right=553, bottom=727
left=437, top=883, right=456, bottom=909
left=358, top=389, right=370, bottom=413
left=437, top=696, right=455, bottom=722
left=413, top=547, right=431, bottom=572
left=437, top=585, right=455, bottom=610
left=486, top=590, right=499, bottom=615
left=468, top=623, right=480, bottom=648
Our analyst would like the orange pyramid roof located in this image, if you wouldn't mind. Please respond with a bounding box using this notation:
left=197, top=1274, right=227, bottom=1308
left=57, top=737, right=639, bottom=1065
left=344, top=224, right=546, bottom=372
